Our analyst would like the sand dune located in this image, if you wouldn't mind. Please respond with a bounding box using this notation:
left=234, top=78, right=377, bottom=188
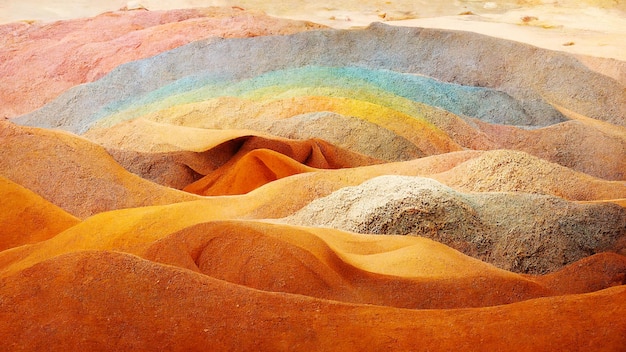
left=474, top=119, right=626, bottom=180
left=89, top=66, right=544, bottom=127
left=183, top=149, right=317, bottom=195
left=86, top=84, right=625, bottom=181
left=14, top=24, right=625, bottom=133
left=110, top=96, right=466, bottom=157
left=1, top=210, right=623, bottom=307
left=0, top=177, right=80, bottom=251
left=85, top=118, right=381, bottom=190
left=1, top=250, right=625, bottom=351
left=241, top=150, right=625, bottom=221
left=124, top=94, right=623, bottom=180
left=0, top=121, right=197, bottom=218
left=283, top=175, right=626, bottom=273
left=433, top=149, right=626, bottom=200
left=1, top=4, right=625, bottom=350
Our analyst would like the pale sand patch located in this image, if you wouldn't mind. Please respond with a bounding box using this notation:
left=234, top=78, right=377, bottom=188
left=1, top=1, right=624, bottom=60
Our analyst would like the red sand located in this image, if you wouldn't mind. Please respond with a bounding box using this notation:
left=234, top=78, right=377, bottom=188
left=0, top=7, right=324, bottom=119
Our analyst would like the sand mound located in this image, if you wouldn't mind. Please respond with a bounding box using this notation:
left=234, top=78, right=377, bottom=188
left=1, top=5, right=625, bottom=350
left=183, top=149, right=316, bottom=196
left=198, top=110, right=427, bottom=162
left=88, top=66, right=541, bottom=128
left=2, top=250, right=626, bottom=351
left=283, top=175, right=626, bottom=273
left=0, top=206, right=622, bottom=309
left=87, top=98, right=432, bottom=162
left=474, top=119, right=626, bottom=180
left=0, top=177, right=79, bottom=251
left=85, top=119, right=381, bottom=191
left=537, top=252, right=626, bottom=295
left=239, top=151, right=484, bottom=219
left=244, top=150, right=624, bottom=221
left=127, top=96, right=465, bottom=157
left=90, top=98, right=624, bottom=183
left=143, top=220, right=626, bottom=307
left=0, top=121, right=197, bottom=218
left=435, top=149, right=626, bottom=200
left=15, top=24, right=625, bottom=133
left=142, top=220, right=553, bottom=308
left=0, top=7, right=324, bottom=119
left=246, top=111, right=426, bottom=161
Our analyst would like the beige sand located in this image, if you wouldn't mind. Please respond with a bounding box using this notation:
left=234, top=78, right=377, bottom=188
left=1, top=0, right=624, bottom=61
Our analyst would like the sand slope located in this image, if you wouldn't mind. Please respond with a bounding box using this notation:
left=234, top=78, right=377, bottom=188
left=283, top=175, right=626, bottom=273
left=14, top=24, right=625, bottom=133
left=84, top=118, right=382, bottom=191
left=0, top=177, right=79, bottom=251
left=1, top=5, right=625, bottom=351
left=0, top=7, right=323, bottom=119
left=1, top=248, right=625, bottom=351
left=0, top=121, right=198, bottom=218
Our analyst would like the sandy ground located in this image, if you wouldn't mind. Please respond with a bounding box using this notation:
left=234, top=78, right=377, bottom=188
left=0, top=0, right=624, bottom=60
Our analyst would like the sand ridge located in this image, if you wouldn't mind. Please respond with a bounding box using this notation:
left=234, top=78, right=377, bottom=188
left=1, top=3, right=625, bottom=350
left=0, top=121, right=199, bottom=218
left=0, top=177, right=80, bottom=251
left=1, top=250, right=626, bottom=351
left=14, top=24, right=625, bottom=132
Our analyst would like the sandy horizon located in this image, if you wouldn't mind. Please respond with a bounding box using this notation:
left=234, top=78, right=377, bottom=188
left=1, top=0, right=625, bottom=61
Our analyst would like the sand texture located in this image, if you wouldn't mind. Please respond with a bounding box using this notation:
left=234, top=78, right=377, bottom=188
left=1, top=2, right=625, bottom=350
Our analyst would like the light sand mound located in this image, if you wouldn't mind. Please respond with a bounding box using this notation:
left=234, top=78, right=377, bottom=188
left=282, top=175, right=626, bottom=274
left=16, top=24, right=625, bottom=133
left=241, top=150, right=484, bottom=219
left=0, top=121, right=198, bottom=218
left=1, top=250, right=625, bottom=351
left=222, top=110, right=427, bottom=162
left=574, top=54, right=626, bottom=86
left=474, top=119, right=626, bottom=181
left=473, top=193, right=626, bottom=273
left=0, top=177, right=80, bottom=251
left=434, top=149, right=626, bottom=200
left=0, top=7, right=324, bottom=119
left=139, top=101, right=428, bottom=161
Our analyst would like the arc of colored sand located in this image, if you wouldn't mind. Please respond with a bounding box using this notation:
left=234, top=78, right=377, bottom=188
left=90, top=66, right=528, bottom=130
left=97, top=95, right=461, bottom=156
